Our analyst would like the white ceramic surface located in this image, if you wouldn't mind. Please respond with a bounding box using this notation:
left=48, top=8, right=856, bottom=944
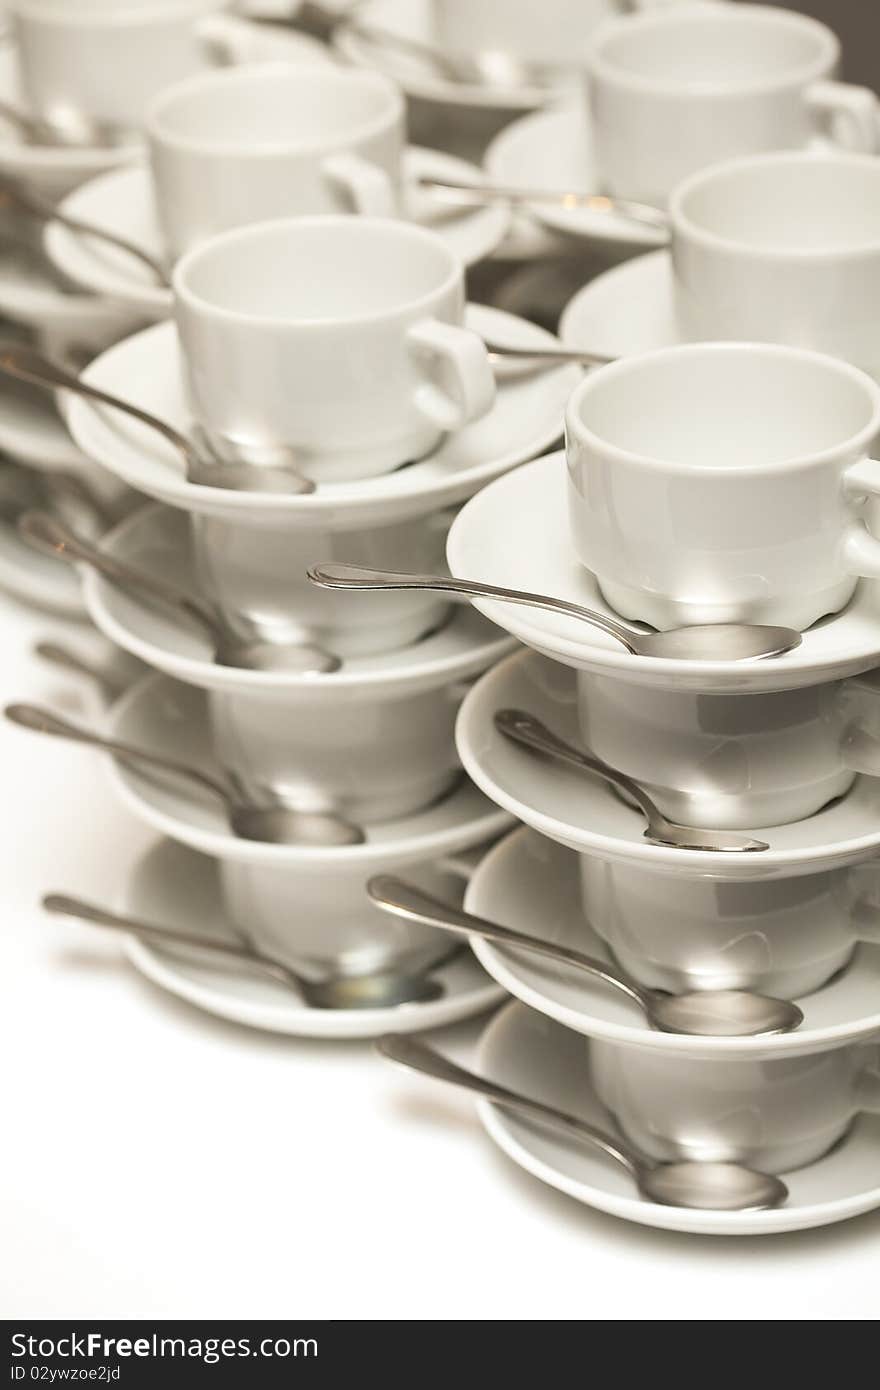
left=44, top=149, right=510, bottom=316
left=558, top=247, right=681, bottom=357
left=173, top=216, right=495, bottom=483
left=106, top=670, right=512, bottom=866
left=575, top=666, right=880, bottom=830
left=123, top=835, right=504, bottom=1038
left=148, top=63, right=406, bottom=257
left=589, top=1036, right=880, bottom=1174
left=456, top=648, right=880, bottom=879
left=586, top=4, right=878, bottom=205
left=446, top=452, right=880, bottom=694
left=477, top=1002, right=880, bottom=1234
left=0, top=506, right=84, bottom=614
left=432, top=0, right=670, bottom=69
left=670, top=152, right=880, bottom=381
left=466, top=827, right=880, bottom=1057
left=565, top=343, right=880, bottom=631
left=62, top=310, right=577, bottom=526
left=83, top=505, right=514, bottom=694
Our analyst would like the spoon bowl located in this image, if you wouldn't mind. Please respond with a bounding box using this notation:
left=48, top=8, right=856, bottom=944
left=306, top=563, right=802, bottom=664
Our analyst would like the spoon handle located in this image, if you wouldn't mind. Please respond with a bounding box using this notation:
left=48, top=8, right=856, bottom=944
left=368, top=875, right=647, bottom=1010
left=307, top=563, right=639, bottom=653
left=33, top=641, right=128, bottom=700
left=4, top=702, right=231, bottom=806
left=0, top=344, right=193, bottom=463
left=18, top=510, right=217, bottom=640
left=495, top=708, right=662, bottom=828
left=418, top=177, right=668, bottom=231
left=377, top=1034, right=639, bottom=1178
left=0, top=177, right=167, bottom=282
left=485, top=341, right=613, bottom=367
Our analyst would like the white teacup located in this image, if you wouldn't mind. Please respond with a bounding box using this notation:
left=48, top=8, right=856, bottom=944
left=565, top=342, right=880, bottom=631
left=579, top=855, right=880, bottom=1000
left=207, top=679, right=470, bottom=827
left=189, top=507, right=451, bottom=660
left=586, top=3, right=878, bottom=205
left=577, top=668, right=880, bottom=829
left=174, top=216, right=495, bottom=483
left=432, top=0, right=679, bottom=69
left=671, top=152, right=880, bottom=381
left=10, top=0, right=230, bottom=131
left=589, top=1038, right=880, bottom=1173
left=148, top=64, right=406, bottom=259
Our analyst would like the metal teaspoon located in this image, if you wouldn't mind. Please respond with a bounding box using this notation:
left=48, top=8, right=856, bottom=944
left=43, top=895, right=452, bottom=1010
left=306, top=563, right=802, bottom=663
left=368, top=876, right=802, bottom=1037
left=19, top=511, right=339, bottom=677
left=377, top=1034, right=789, bottom=1212
left=5, top=702, right=363, bottom=847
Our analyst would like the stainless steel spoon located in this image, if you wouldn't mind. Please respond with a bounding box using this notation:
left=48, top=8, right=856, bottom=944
left=0, top=345, right=315, bottom=496
left=495, top=709, right=770, bottom=853
left=43, top=894, right=451, bottom=1010
left=368, top=876, right=802, bottom=1037
left=6, top=702, right=363, bottom=847
left=19, top=511, right=339, bottom=677
left=0, top=98, right=132, bottom=150
left=306, top=563, right=803, bottom=663
left=377, top=1034, right=789, bottom=1212
left=418, top=176, right=669, bottom=232
left=33, top=640, right=130, bottom=701
left=0, top=174, right=169, bottom=283
left=483, top=339, right=613, bottom=369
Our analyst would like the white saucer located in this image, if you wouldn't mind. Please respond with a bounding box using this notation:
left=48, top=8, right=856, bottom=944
left=476, top=1002, right=880, bottom=1235
left=560, top=249, right=681, bottom=358
left=84, top=503, right=515, bottom=694
left=64, top=309, right=578, bottom=526
left=0, top=371, right=90, bottom=470
left=456, top=647, right=880, bottom=880
left=0, top=16, right=334, bottom=197
left=484, top=108, right=668, bottom=251
left=466, top=827, right=880, bottom=1060
left=335, top=0, right=559, bottom=113
left=106, top=671, right=512, bottom=865
left=45, top=152, right=510, bottom=315
left=0, top=242, right=144, bottom=342
left=0, top=508, right=84, bottom=615
left=446, top=453, right=880, bottom=694
left=122, top=836, right=503, bottom=1039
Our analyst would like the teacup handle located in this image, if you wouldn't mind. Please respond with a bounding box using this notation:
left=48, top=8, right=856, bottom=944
left=407, top=319, right=496, bottom=431
left=841, top=458, right=880, bottom=578
left=806, top=80, right=879, bottom=153
left=836, top=669, right=880, bottom=776
left=322, top=153, right=398, bottom=217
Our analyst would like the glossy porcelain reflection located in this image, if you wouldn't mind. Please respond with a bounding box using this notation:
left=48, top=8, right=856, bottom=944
left=577, top=668, right=880, bottom=828
left=432, top=0, right=664, bottom=67
left=586, top=3, right=878, bottom=205
left=174, top=216, right=496, bottom=483
left=10, top=0, right=229, bottom=129
left=579, top=854, right=880, bottom=998
left=589, top=1038, right=880, bottom=1172
left=671, top=152, right=880, bottom=381
left=208, top=677, right=469, bottom=825
left=565, top=343, right=880, bottom=630
left=148, top=64, right=406, bottom=258
left=188, top=506, right=450, bottom=657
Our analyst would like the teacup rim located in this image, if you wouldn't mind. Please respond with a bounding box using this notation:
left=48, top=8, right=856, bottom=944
left=587, top=2, right=837, bottom=97
left=146, top=61, right=404, bottom=161
left=173, top=214, right=464, bottom=331
left=670, top=150, right=880, bottom=264
left=565, top=341, right=880, bottom=477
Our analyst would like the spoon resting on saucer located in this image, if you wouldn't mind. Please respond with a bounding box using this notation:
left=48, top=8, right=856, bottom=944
left=494, top=709, right=770, bottom=853
left=0, top=98, right=133, bottom=150
left=43, top=895, right=456, bottom=1010
left=378, top=1035, right=789, bottom=1212
left=6, top=702, right=363, bottom=848
left=306, top=563, right=802, bottom=663
left=368, top=876, right=801, bottom=1036
left=418, top=176, right=668, bottom=232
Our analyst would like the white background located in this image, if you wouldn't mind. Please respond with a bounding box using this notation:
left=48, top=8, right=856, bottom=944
left=1, top=592, right=878, bottom=1322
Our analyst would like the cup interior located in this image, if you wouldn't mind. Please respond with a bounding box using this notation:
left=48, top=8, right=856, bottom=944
left=150, top=67, right=400, bottom=151
left=594, top=6, right=830, bottom=86
left=676, top=156, right=880, bottom=252
left=572, top=346, right=877, bottom=468
left=176, top=219, right=459, bottom=322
